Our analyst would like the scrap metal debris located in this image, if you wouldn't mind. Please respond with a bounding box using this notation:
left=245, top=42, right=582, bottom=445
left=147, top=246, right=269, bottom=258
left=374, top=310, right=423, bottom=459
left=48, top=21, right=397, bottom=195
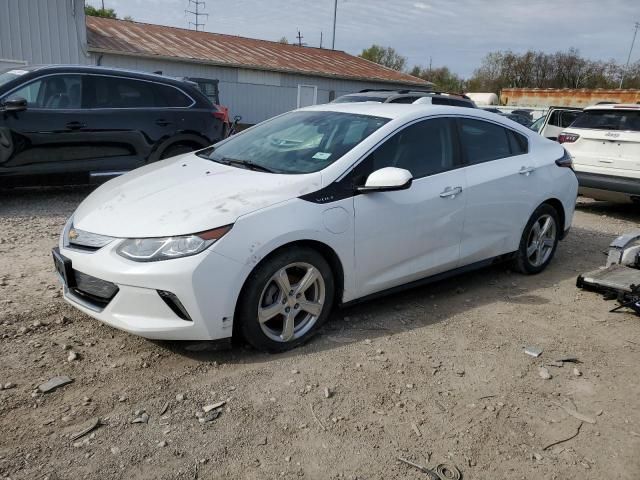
left=524, top=346, right=543, bottom=357
left=70, top=417, right=101, bottom=442
left=398, top=457, right=462, bottom=480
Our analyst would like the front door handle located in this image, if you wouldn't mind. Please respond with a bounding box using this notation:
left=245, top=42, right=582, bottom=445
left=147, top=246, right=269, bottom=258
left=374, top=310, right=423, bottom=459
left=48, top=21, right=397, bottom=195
left=439, top=186, right=463, bottom=198
left=519, top=166, right=536, bottom=175
left=65, top=121, right=86, bottom=130
left=155, top=119, right=172, bottom=127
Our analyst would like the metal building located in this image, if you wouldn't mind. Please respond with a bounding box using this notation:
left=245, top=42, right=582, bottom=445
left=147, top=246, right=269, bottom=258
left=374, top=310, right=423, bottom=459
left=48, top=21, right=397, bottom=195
left=0, top=0, right=431, bottom=124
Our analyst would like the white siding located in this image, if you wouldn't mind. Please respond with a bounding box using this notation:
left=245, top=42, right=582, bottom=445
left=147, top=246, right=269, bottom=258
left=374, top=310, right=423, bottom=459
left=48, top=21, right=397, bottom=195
left=0, top=0, right=89, bottom=65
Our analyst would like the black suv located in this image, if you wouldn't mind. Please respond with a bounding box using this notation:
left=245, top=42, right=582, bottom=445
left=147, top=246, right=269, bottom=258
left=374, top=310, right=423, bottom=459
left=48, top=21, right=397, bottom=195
left=0, top=65, right=225, bottom=187
left=331, top=89, right=477, bottom=108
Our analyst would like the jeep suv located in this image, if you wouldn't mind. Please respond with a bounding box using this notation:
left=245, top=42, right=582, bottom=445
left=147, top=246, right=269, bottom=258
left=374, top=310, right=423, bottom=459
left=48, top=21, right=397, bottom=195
left=560, top=104, right=640, bottom=203
left=0, top=65, right=225, bottom=187
left=332, top=89, right=476, bottom=108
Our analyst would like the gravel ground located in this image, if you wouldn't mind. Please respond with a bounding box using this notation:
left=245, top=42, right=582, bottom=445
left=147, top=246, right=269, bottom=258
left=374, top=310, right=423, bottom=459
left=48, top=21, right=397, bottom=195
left=0, top=188, right=639, bottom=480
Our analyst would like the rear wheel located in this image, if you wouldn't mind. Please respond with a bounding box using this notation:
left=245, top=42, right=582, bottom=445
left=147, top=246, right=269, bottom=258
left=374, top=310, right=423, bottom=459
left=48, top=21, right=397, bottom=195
left=514, top=204, right=560, bottom=274
left=238, top=248, right=334, bottom=353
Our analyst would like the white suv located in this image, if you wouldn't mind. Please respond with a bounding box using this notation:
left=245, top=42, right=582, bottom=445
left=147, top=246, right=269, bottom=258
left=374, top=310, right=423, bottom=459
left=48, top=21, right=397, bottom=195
left=560, top=104, right=640, bottom=203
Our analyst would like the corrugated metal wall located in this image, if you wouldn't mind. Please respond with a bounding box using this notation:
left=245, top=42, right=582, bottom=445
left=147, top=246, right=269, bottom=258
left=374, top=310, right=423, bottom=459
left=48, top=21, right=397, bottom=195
left=0, top=0, right=89, bottom=65
left=95, top=54, right=418, bottom=124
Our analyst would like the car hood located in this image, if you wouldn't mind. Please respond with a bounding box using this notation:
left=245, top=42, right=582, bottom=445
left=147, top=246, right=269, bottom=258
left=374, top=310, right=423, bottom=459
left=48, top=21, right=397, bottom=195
left=72, top=154, right=322, bottom=238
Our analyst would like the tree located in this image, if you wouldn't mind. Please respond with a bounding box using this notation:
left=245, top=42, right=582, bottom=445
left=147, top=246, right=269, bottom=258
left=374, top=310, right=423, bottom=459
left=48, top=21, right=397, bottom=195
left=359, top=44, right=406, bottom=71
left=84, top=5, right=117, bottom=19
left=410, top=65, right=463, bottom=92
left=278, top=37, right=289, bottom=44
left=123, top=15, right=134, bottom=21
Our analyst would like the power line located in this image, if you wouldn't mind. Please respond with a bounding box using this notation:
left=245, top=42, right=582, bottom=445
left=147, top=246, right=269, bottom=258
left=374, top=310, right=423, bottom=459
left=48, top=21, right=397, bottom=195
left=186, top=0, right=208, bottom=31
left=620, top=21, right=640, bottom=89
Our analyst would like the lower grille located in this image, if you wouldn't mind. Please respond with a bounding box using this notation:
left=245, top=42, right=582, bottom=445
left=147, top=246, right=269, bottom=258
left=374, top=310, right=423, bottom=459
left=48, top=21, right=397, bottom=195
left=70, top=270, right=119, bottom=309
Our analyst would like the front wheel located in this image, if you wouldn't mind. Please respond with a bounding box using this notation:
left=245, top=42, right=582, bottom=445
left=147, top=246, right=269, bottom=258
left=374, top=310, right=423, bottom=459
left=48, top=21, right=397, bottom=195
left=238, top=248, right=335, bottom=353
left=513, top=204, right=560, bottom=274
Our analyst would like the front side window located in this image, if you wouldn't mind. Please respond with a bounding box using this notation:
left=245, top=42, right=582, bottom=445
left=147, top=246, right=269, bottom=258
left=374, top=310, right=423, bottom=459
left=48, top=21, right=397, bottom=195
left=9, top=75, right=82, bottom=109
left=362, top=118, right=458, bottom=179
left=200, top=110, right=389, bottom=174
left=571, top=109, right=640, bottom=131
left=459, top=118, right=512, bottom=164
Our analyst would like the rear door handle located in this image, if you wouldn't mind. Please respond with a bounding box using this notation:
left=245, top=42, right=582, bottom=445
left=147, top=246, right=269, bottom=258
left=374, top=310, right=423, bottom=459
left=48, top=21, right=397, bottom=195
left=439, top=186, right=463, bottom=198
left=155, top=119, right=172, bottom=127
left=519, top=166, right=535, bottom=175
left=65, top=121, right=86, bottom=130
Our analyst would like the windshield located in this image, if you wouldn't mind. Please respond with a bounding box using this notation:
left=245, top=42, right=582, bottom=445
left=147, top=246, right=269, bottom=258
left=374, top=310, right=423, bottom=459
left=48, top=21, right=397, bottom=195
left=200, top=110, right=389, bottom=174
left=571, top=109, right=640, bottom=131
left=331, top=95, right=385, bottom=104
left=529, top=115, right=544, bottom=133
left=0, top=68, right=29, bottom=90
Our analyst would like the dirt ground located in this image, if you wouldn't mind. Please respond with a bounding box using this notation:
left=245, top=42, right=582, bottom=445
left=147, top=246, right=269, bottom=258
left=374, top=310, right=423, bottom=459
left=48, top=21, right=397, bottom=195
left=0, top=188, right=639, bottom=480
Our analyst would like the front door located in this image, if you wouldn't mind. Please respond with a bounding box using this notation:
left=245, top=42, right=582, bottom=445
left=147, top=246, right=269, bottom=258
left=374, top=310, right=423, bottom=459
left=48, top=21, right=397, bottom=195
left=353, top=117, right=467, bottom=297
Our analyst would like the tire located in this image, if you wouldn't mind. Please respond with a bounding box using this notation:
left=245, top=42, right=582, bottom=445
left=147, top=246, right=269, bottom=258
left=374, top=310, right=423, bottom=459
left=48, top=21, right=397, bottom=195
left=159, top=143, right=196, bottom=160
left=238, top=247, right=335, bottom=353
left=513, top=203, right=561, bottom=274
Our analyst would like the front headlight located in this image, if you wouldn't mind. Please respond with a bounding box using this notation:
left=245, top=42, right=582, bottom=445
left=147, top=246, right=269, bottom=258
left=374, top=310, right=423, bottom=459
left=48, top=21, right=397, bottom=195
left=116, top=225, right=232, bottom=262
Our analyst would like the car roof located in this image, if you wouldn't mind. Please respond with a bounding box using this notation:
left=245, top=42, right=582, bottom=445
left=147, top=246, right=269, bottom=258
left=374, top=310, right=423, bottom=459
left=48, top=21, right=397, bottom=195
left=300, top=102, right=534, bottom=132
left=10, top=64, right=193, bottom=87
left=584, top=103, right=640, bottom=111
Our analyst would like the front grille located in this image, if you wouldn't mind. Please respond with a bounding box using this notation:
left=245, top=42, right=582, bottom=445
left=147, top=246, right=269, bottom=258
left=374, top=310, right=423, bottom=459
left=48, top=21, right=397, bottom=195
left=70, top=270, right=119, bottom=308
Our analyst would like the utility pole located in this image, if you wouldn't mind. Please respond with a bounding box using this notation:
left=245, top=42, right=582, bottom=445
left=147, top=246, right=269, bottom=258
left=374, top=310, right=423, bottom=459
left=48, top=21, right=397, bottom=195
left=620, top=21, right=640, bottom=88
left=101, top=0, right=105, bottom=10
left=186, top=0, right=208, bottom=31
left=296, top=30, right=304, bottom=47
left=331, top=0, right=338, bottom=50
left=320, top=31, right=323, bottom=49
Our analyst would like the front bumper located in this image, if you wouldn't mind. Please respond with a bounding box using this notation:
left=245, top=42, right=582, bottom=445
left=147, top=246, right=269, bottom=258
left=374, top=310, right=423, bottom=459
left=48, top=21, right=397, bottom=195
left=54, top=240, right=247, bottom=341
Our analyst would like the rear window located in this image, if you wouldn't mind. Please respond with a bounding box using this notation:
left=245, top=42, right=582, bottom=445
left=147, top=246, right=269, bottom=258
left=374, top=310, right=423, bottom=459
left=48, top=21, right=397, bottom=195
left=571, top=109, right=640, bottom=132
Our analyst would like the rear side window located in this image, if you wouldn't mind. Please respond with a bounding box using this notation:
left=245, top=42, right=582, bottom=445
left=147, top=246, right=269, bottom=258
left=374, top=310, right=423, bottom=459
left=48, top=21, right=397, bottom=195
left=560, top=110, right=580, bottom=128
left=153, top=83, right=192, bottom=107
left=459, top=118, right=512, bottom=164
left=571, top=109, right=640, bottom=131
left=507, top=130, right=528, bottom=155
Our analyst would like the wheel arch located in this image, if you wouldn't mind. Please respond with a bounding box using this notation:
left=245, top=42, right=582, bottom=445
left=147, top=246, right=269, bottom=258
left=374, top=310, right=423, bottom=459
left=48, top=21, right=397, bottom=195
left=231, top=239, right=345, bottom=338
left=541, top=197, right=567, bottom=238
left=149, top=133, right=211, bottom=163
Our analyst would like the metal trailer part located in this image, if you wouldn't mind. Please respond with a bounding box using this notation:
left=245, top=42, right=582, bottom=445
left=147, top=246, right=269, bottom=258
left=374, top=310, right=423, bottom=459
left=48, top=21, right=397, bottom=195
left=577, top=231, right=640, bottom=311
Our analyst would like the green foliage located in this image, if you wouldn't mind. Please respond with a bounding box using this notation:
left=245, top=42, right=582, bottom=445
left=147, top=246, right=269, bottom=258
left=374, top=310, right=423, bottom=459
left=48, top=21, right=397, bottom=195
left=359, top=44, right=407, bottom=71
left=410, top=65, right=463, bottom=92
left=84, top=5, right=117, bottom=19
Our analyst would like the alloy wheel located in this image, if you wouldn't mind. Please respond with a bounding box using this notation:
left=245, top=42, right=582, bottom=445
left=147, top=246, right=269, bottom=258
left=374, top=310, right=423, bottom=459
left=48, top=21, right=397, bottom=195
left=258, top=262, right=326, bottom=343
left=526, top=214, right=557, bottom=267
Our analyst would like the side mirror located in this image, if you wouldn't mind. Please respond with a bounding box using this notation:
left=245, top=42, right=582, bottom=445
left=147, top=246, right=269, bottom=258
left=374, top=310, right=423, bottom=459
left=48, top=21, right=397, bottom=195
left=1, top=97, right=27, bottom=113
left=357, top=167, right=413, bottom=193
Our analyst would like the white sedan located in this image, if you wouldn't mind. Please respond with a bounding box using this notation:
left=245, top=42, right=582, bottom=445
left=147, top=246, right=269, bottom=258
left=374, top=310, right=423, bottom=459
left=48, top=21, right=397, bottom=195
left=53, top=103, right=578, bottom=352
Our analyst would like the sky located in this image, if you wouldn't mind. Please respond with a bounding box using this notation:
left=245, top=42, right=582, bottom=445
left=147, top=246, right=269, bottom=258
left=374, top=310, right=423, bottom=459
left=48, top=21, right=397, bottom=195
left=90, top=0, right=640, bottom=77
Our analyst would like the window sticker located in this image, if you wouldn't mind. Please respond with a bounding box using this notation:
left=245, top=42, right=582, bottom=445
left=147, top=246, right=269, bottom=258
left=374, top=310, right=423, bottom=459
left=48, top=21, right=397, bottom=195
left=312, top=152, right=331, bottom=160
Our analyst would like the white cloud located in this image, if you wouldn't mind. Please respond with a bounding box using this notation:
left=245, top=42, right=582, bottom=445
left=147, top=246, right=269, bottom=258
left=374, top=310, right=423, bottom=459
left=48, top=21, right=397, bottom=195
left=414, top=2, right=431, bottom=9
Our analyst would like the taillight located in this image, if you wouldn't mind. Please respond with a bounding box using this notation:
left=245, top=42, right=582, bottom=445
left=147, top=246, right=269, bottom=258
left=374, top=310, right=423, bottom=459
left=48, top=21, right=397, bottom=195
left=212, top=111, right=226, bottom=121
left=555, top=149, right=573, bottom=170
left=558, top=132, right=579, bottom=144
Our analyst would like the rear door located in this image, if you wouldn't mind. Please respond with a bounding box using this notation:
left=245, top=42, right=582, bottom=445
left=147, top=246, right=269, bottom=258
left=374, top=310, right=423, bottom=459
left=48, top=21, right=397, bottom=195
left=541, top=108, right=581, bottom=140
left=458, top=117, right=541, bottom=264
left=566, top=108, right=640, bottom=174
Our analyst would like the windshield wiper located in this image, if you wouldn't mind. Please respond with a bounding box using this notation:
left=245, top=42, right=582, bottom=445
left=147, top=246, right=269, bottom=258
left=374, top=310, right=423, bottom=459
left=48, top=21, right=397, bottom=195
left=217, top=157, right=277, bottom=173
